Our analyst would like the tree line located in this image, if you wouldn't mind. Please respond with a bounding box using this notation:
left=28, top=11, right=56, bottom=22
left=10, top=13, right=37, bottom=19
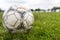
left=31, top=8, right=46, bottom=12
left=31, top=7, right=60, bottom=12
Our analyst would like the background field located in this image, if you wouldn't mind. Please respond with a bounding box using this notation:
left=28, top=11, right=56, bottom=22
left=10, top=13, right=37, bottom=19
left=0, top=12, right=60, bottom=40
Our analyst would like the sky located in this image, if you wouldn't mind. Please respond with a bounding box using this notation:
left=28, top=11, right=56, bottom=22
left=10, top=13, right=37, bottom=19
left=0, top=0, right=60, bottom=10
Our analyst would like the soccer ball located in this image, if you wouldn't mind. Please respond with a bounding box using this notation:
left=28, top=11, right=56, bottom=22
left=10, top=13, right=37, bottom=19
left=2, top=5, right=34, bottom=33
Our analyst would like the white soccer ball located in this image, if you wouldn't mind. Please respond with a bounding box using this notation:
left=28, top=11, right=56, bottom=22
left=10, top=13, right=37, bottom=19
left=2, top=5, right=34, bottom=33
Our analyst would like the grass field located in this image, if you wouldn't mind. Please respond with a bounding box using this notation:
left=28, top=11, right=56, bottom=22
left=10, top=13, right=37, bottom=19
left=0, top=12, right=60, bottom=40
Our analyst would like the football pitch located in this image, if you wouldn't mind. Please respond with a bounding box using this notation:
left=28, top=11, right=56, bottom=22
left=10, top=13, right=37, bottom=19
left=0, top=12, right=60, bottom=40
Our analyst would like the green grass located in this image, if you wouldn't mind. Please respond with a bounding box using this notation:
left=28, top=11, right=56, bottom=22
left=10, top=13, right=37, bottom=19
left=0, top=12, right=60, bottom=40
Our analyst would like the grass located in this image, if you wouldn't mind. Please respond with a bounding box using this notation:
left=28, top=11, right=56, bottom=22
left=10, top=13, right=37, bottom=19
left=0, top=12, right=60, bottom=40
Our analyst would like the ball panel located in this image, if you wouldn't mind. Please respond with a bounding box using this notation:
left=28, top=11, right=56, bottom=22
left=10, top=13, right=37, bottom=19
left=14, top=12, right=21, bottom=20
left=6, top=23, right=14, bottom=29
left=23, top=12, right=34, bottom=29
left=6, top=11, right=15, bottom=16
left=14, top=20, right=21, bottom=28
left=24, top=12, right=34, bottom=25
left=6, top=15, right=17, bottom=26
left=23, top=20, right=28, bottom=27
left=27, top=12, right=34, bottom=25
left=17, top=8, right=26, bottom=12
